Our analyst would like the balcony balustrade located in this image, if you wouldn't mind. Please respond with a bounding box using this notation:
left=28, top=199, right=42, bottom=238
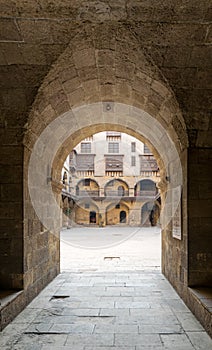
left=135, top=190, right=156, bottom=197
left=76, top=190, right=99, bottom=197
left=104, top=190, right=129, bottom=197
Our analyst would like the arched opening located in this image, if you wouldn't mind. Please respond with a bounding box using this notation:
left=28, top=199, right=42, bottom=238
left=141, top=202, right=154, bottom=226
left=74, top=201, right=99, bottom=226
left=75, top=178, right=100, bottom=197
left=0, top=19, right=191, bottom=334
left=106, top=201, right=129, bottom=225
left=120, top=210, right=127, bottom=223
left=0, top=9, right=210, bottom=339
left=105, top=179, right=129, bottom=197
left=118, top=186, right=125, bottom=196
left=90, top=211, right=96, bottom=224
left=135, top=179, right=157, bottom=197
left=140, top=200, right=161, bottom=227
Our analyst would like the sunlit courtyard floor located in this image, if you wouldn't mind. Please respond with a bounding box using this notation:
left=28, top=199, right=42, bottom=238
left=60, top=226, right=161, bottom=272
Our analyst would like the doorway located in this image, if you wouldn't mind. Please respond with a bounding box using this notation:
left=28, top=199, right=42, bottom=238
left=89, top=211, right=96, bottom=224
left=120, top=210, right=126, bottom=223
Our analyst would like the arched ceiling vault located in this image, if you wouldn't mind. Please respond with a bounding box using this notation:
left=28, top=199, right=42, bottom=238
left=25, top=23, right=187, bottom=152
left=0, top=1, right=211, bottom=147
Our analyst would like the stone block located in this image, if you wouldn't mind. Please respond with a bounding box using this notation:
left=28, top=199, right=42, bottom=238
left=93, top=26, right=116, bottom=50
left=94, top=324, right=138, bottom=333
left=131, top=90, right=146, bottom=108
left=160, top=333, right=194, bottom=348
left=2, top=43, right=24, bottom=65
left=82, top=79, right=99, bottom=96
left=62, top=77, right=81, bottom=94
left=50, top=323, right=95, bottom=334
left=59, top=66, right=77, bottom=83
left=18, top=19, right=53, bottom=44
left=51, top=20, right=75, bottom=44
left=190, top=46, right=212, bottom=68
left=66, top=334, right=114, bottom=347
left=0, top=202, right=23, bottom=219
left=73, top=49, right=96, bottom=69
left=151, top=80, right=170, bottom=98
left=100, top=84, right=116, bottom=99
left=97, top=49, right=115, bottom=67
left=187, top=331, right=212, bottom=350
left=0, top=47, right=7, bottom=65
left=21, top=44, right=48, bottom=65
left=185, top=111, right=210, bottom=131
left=68, top=88, right=85, bottom=106
left=50, top=90, right=70, bottom=115
left=115, top=61, right=135, bottom=81
left=0, top=128, right=22, bottom=146
left=0, top=18, right=22, bottom=41
left=0, top=165, right=22, bottom=183
left=148, top=90, right=164, bottom=109
left=196, top=130, right=212, bottom=147
left=115, top=333, right=162, bottom=346
left=1, top=184, right=23, bottom=202
left=99, top=66, right=116, bottom=84
left=132, top=77, right=151, bottom=96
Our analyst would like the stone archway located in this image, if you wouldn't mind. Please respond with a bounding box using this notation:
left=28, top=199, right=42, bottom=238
left=0, top=5, right=210, bottom=335
left=27, top=104, right=185, bottom=283
left=20, top=22, right=189, bottom=333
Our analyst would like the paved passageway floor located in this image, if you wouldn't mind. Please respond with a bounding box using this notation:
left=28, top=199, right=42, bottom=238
left=0, top=227, right=211, bottom=349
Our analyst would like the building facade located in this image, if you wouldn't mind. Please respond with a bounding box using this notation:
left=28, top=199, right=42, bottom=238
left=62, top=132, right=161, bottom=227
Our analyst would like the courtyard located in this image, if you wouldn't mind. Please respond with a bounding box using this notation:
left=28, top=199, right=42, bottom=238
left=60, top=226, right=161, bottom=272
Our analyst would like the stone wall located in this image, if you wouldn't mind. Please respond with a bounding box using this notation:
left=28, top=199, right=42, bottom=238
left=0, top=142, right=24, bottom=290
left=0, top=5, right=211, bottom=334
left=162, top=148, right=188, bottom=293
left=188, top=148, right=212, bottom=287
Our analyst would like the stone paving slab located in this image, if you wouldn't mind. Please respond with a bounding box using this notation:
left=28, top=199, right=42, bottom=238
left=160, top=333, right=198, bottom=348
left=115, top=333, right=162, bottom=346
left=94, top=324, right=139, bottom=334
left=85, top=347, right=136, bottom=350
left=116, top=314, right=180, bottom=325
left=61, top=308, right=100, bottom=316
left=65, top=334, right=115, bottom=347
left=186, top=331, right=212, bottom=350
left=174, top=312, right=204, bottom=331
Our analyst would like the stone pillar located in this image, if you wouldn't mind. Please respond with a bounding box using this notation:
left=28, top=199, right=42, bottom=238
left=188, top=148, right=212, bottom=286
left=0, top=145, right=24, bottom=289
left=129, top=187, right=135, bottom=197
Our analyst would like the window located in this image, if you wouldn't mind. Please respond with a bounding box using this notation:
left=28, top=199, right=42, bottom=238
left=105, top=156, right=123, bottom=171
left=81, top=142, right=91, bottom=153
left=131, top=142, right=136, bottom=152
left=84, top=179, right=90, bottom=186
left=106, top=132, right=121, bottom=141
left=131, top=156, right=136, bottom=166
left=108, top=142, right=119, bottom=153
left=83, top=136, right=93, bottom=141
left=144, top=144, right=151, bottom=154
left=62, top=171, right=67, bottom=184
left=85, top=203, right=90, bottom=209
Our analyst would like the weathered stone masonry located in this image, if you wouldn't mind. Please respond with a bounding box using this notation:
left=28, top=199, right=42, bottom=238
left=0, top=1, right=211, bottom=335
